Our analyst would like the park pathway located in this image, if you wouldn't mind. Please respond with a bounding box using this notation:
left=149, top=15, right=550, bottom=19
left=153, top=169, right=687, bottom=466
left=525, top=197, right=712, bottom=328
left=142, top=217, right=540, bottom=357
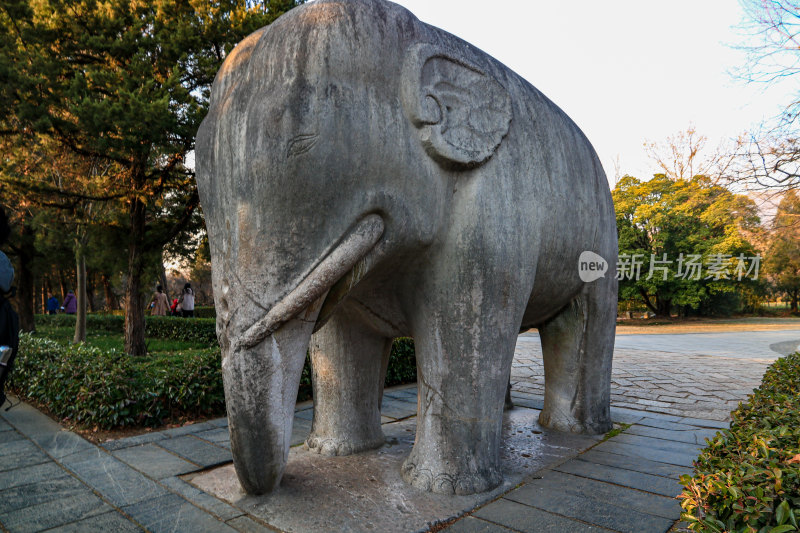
left=0, top=325, right=796, bottom=532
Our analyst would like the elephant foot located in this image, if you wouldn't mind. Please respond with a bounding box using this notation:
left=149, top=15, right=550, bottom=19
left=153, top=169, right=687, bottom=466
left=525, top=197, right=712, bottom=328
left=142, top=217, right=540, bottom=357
left=400, top=453, right=502, bottom=495
left=538, top=408, right=611, bottom=435
left=305, top=433, right=385, bottom=456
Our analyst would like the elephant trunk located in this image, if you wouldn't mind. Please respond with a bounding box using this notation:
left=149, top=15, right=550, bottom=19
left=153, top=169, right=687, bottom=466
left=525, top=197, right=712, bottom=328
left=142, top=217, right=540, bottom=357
left=222, top=214, right=385, bottom=494
left=223, top=312, right=319, bottom=495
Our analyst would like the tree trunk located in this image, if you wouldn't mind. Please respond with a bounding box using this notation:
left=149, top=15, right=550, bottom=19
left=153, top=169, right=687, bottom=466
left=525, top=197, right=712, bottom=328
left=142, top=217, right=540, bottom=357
left=58, top=270, right=67, bottom=301
left=73, top=242, right=87, bottom=343
left=638, top=288, right=658, bottom=316
left=159, top=257, right=170, bottom=302
left=86, top=268, right=96, bottom=312
left=102, top=273, right=118, bottom=311
left=791, top=290, right=799, bottom=313
left=124, top=196, right=147, bottom=356
left=655, top=297, right=672, bottom=318
left=12, top=222, right=36, bottom=333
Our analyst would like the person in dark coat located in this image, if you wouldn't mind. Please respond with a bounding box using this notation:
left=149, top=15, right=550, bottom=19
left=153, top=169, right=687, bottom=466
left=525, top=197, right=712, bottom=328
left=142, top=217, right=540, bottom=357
left=62, top=290, right=77, bottom=314
left=46, top=293, right=59, bottom=315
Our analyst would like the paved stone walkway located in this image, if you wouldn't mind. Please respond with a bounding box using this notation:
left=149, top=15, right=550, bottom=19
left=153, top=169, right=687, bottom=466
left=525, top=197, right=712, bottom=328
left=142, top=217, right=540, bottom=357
left=512, top=329, right=800, bottom=421
left=0, top=327, right=795, bottom=532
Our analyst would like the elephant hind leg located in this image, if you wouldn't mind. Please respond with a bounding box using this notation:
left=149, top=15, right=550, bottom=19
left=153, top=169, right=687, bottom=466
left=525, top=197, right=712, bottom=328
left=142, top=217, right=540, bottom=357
left=538, top=274, right=615, bottom=435
left=306, top=308, right=391, bottom=456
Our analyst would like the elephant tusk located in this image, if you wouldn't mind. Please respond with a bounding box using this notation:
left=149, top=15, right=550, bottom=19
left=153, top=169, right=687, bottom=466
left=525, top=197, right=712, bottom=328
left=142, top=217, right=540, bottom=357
left=238, top=214, right=384, bottom=349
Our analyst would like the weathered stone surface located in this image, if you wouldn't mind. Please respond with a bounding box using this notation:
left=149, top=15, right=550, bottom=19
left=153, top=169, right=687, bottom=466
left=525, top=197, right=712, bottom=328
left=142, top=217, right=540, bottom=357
left=0, top=490, right=110, bottom=533
left=504, top=470, right=677, bottom=532
left=122, top=493, right=236, bottom=533
left=62, top=448, right=169, bottom=507
left=188, top=410, right=601, bottom=533
left=156, top=435, right=231, bottom=468
left=43, top=511, right=144, bottom=533
left=576, top=449, right=687, bottom=480
left=554, top=458, right=683, bottom=498
left=195, top=0, right=617, bottom=496
left=471, top=498, right=610, bottom=532
left=113, top=443, right=199, bottom=479
left=160, top=476, right=243, bottom=521
left=443, top=516, right=517, bottom=533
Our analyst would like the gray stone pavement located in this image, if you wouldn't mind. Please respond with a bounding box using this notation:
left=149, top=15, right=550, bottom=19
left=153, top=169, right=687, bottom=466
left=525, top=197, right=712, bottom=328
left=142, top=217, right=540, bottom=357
left=0, top=328, right=795, bottom=532
left=512, top=329, right=800, bottom=422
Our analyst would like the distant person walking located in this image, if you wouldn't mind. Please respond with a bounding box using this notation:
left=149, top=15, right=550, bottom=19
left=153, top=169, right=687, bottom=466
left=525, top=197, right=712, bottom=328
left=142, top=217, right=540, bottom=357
left=46, top=293, right=59, bottom=315
left=62, top=290, right=77, bottom=314
left=179, top=283, right=195, bottom=318
left=150, top=285, right=170, bottom=316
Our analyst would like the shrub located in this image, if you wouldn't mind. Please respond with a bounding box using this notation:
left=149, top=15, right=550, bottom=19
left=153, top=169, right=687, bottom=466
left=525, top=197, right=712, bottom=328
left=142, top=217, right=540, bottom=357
left=679, top=352, right=800, bottom=533
left=10, top=334, right=224, bottom=428
left=36, top=314, right=217, bottom=344
left=12, top=332, right=417, bottom=429
left=194, top=306, right=216, bottom=319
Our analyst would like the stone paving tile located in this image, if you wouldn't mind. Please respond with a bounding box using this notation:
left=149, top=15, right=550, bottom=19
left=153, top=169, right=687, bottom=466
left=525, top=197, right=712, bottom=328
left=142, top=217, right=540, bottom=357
left=61, top=448, right=169, bottom=507
left=113, top=443, right=200, bottom=479
left=611, top=433, right=706, bottom=455
left=503, top=471, right=676, bottom=533
left=626, top=424, right=719, bottom=445
left=44, top=511, right=144, bottom=532
left=161, top=476, right=243, bottom=521
left=443, top=516, right=516, bottom=533
left=576, top=448, right=687, bottom=480
left=194, top=426, right=230, bottom=445
left=471, top=498, right=612, bottom=532
left=0, top=489, right=110, bottom=533
left=122, top=492, right=237, bottom=533
left=210, top=417, right=229, bottom=428
left=634, top=417, right=708, bottom=431
left=30, top=430, right=95, bottom=460
left=0, top=473, right=89, bottom=515
left=555, top=458, right=684, bottom=498
left=156, top=435, right=232, bottom=467
left=0, top=430, right=24, bottom=444
left=379, top=399, right=417, bottom=419
left=511, top=332, right=787, bottom=422
left=0, top=401, right=64, bottom=437
left=161, top=420, right=219, bottom=438
left=592, top=440, right=698, bottom=468
left=226, top=515, right=276, bottom=533
left=100, top=431, right=167, bottom=451
left=0, top=461, right=68, bottom=491
left=0, top=438, right=50, bottom=472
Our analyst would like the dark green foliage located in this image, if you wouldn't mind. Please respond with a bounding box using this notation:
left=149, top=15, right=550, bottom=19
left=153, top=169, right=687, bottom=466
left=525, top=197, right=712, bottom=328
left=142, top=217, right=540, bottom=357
left=385, top=338, right=417, bottom=387
left=16, top=318, right=418, bottom=428
left=36, top=313, right=217, bottom=344
left=10, top=334, right=224, bottom=428
left=193, top=306, right=217, bottom=319
left=680, top=352, right=800, bottom=532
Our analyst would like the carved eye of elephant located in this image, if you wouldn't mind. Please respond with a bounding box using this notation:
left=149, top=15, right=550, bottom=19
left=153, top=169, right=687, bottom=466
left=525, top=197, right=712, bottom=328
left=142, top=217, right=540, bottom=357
left=401, top=43, right=513, bottom=170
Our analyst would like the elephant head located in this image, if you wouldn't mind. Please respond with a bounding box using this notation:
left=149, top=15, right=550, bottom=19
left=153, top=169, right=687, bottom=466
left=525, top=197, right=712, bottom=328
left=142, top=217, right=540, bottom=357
left=195, top=0, right=515, bottom=494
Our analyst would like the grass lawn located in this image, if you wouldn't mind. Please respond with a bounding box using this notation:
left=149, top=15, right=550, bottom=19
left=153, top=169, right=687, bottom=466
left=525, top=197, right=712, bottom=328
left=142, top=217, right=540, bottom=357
left=33, top=322, right=212, bottom=354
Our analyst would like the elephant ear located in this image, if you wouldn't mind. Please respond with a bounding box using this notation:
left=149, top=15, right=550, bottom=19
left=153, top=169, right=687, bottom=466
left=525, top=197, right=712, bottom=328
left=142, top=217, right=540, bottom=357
left=401, top=43, right=513, bottom=170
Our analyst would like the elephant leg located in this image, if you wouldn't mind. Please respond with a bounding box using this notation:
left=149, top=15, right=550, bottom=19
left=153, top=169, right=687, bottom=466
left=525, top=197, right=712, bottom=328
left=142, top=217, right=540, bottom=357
left=306, top=308, right=391, bottom=456
left=401, top=279, right=525, bottom=495
left=537, top=275, right=615, bottom=434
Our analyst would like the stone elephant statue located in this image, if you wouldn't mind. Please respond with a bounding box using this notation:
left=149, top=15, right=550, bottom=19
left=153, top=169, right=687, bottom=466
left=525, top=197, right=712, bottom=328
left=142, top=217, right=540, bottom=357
left=195, top=0, right=617, bottom=496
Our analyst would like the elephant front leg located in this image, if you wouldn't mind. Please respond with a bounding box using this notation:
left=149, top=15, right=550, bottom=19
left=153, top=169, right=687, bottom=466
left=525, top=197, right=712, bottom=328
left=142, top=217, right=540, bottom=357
left=538, top=274, right=616, bottom=434
left=402, top=282, right=524, bottom=495
left=306, top=308, right=392, bottom=456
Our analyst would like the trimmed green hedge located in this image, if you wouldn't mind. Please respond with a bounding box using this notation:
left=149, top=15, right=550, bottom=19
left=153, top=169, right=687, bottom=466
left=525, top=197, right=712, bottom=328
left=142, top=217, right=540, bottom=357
left=679, top=352, right=800, bottom=533
left=37, top=314, right=217, bottom=344
left=11, top=328, right=417, bottom=429
left=10, top=334, right=224, bottom=428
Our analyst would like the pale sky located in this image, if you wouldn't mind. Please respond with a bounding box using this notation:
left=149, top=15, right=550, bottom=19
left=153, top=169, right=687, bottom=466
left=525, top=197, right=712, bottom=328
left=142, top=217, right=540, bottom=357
left=389, top=0, right=795, bottom=184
